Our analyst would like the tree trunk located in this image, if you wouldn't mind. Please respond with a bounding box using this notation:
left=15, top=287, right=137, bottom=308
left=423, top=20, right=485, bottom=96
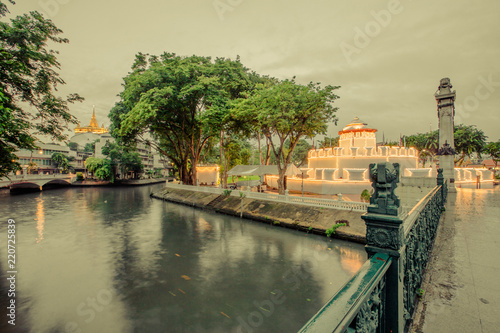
left=265, top=138, right=271, bottom=165
left=258, top=133, right=263, bottom=165
left=277, top=167, right=286, bottom=195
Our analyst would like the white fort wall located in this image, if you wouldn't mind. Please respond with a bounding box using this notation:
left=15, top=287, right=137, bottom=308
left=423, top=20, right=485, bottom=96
left=308, top=147, right=418, bottom=180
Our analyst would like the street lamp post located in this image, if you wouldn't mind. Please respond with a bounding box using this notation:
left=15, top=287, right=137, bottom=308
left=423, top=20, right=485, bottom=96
left=301, top=170, right=305, bottom=197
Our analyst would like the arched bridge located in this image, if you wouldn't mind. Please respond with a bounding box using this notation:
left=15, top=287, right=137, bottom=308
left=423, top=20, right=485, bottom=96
left=1, top=175, right=73, bottom=192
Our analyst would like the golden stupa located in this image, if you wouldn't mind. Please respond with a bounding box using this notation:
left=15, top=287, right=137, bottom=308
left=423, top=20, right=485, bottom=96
left=75, top=106, right=108, bottom=134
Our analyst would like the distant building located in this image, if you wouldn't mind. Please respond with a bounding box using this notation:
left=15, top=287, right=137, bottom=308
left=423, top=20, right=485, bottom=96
left=266, top=117, right=420, bottom=194
left=136, top=142, right=154, bottom=173
left=11, top=107, right=172, bottom=177
left=94, top=133, right=114, bottom=159
left=14, top=142, right=88, bottom=175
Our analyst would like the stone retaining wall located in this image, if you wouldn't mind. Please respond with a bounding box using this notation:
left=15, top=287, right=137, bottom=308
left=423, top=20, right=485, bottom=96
left=151, top=187, right=367, bottom=244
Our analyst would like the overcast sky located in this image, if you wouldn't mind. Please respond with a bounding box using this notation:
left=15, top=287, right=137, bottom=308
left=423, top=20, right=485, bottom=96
left=9, top=0, right=500, bottom=142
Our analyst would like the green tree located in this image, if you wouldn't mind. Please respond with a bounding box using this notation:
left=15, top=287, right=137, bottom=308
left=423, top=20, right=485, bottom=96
left=484, top=141, right=500, bottom=176
left=292, top=139, right=312, bottom=167
left=454, top=124, right=487, bottom=166
left=318, top=136, right=339, bottom=149
left=233, top=79, right=339, bottom=194
left=51, top=152, right=69, bottom=173
left=110, top=53, right=253, bottom=185
left=0, top=1, right=83, bottom=177
left=83, top=139, right=99, bottom=154
left=0, top=91, right=23, bottom=177
left=360, top=189, right=371, bottom=203
left=27, top=161, right=38, bottom=175
left=84, top=157, right=113, bottom=181
left=101, top=141, right=144, bottom=179
left=119, top=150, right=143, bottom=178
left=403, top=131, right=438, bottom=154
left=68, top=142, right=78, bottom=151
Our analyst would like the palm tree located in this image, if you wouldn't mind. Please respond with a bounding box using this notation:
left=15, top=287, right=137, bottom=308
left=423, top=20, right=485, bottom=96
left=454, top=125, right=487, bottom=166
left=425, top=130, right=439, bottom=155
left=27, top=161, right=38, bottom=175
left=419, top=150, right=433, bottom=167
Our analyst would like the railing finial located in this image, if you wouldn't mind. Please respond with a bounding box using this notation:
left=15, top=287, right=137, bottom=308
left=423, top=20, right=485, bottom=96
left=367, top=162, right=401, bottom=216
left=437, top=168, right=444, bottom=186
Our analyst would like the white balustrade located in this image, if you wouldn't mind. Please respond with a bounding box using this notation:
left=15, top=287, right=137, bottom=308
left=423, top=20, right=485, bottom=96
left=164, top=182, right=368, bottom=212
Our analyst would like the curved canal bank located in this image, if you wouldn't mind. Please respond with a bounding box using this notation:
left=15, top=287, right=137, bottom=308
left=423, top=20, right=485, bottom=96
left=151, top=186, right=367, bottom=244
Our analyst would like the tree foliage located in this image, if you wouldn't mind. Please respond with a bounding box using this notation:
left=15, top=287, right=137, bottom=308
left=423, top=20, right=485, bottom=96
left=0, top=1, right=83, bottom=177
left=101, top=141, right=143, bottom=178
left=404, top=125, right=487, bottom=166
left=290, top=139, right=312, bottom=167
left=454, top=124, right=487, bottom=166
left=232, top=79, right=339, bottom=194
left=109, top=53, right=253, bottom=185
left=51, top=152, right=69, bottom=173
left=318, top=136, right=339, bottom=149
left=83, top=140, right=98, bottom=154
left=484, top=141, right=500, bottom=175
left=84, top=157, right=113, bottom=181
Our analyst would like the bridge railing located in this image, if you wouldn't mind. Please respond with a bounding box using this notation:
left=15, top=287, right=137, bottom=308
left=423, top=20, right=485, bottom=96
left=299, top=253, right=391, bottom=333
left=298, top=163, right=448, bottom=333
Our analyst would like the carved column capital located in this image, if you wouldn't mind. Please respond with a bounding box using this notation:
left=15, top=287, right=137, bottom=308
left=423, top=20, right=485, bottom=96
left=367, top=163, right=401, bottom=216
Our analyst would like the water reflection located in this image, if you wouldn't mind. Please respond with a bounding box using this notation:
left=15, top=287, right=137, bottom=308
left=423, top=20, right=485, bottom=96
left=0, top=185, right=367, bottom=333
left=35, top=196, right=45, bottom=243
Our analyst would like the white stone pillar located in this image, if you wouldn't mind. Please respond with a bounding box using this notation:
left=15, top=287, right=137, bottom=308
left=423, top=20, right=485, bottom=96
left=435, top=78, right=456, bottom=192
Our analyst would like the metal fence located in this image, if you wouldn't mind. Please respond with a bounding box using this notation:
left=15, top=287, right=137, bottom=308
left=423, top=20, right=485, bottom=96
left=298, top=163, right=448, bottom=333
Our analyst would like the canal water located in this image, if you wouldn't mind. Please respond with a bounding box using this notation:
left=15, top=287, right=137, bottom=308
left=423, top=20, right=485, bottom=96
left=0, top=184, right=366, bottom=333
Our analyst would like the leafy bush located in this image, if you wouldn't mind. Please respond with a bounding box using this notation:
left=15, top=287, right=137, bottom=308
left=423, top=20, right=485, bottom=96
left=76, top=172, right=84, bottom=181
left=360, top=189, right=371, bottom=202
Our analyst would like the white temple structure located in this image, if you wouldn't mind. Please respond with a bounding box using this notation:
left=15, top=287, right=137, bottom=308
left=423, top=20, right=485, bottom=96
left=266, top=117, right=420, bottom=195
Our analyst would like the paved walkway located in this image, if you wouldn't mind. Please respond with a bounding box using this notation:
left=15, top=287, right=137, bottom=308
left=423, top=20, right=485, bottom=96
left=411, top=186, right=500, bottom=332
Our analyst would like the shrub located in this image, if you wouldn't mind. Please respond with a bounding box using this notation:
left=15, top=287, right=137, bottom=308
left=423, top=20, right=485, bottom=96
left=325, top=222, right=347, bottom=237
left=360, top=189, right=371, bottom=202
left=76, top=172, right=84, bottom=181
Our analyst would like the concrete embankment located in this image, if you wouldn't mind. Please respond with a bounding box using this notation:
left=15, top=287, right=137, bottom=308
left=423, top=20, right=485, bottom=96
left=151, top=187, right=367, bottom=244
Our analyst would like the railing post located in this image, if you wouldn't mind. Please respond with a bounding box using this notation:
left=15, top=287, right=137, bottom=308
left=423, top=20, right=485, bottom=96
left=361, top=162, right=405, bottom=333
left=437, top=168, right=445, bottom=208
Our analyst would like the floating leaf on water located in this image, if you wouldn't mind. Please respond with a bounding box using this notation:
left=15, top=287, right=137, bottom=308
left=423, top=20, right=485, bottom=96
left=168, top=291, right=176, bottom=296
left=178, top=288, right=186, bottom=294
left=175, top=254, right=181, bottom=257
left=220, top=312, right=231, bottom=319
left=181, top=275, right=191, bottom=280
left=306, top=298, right=311, bottom=302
